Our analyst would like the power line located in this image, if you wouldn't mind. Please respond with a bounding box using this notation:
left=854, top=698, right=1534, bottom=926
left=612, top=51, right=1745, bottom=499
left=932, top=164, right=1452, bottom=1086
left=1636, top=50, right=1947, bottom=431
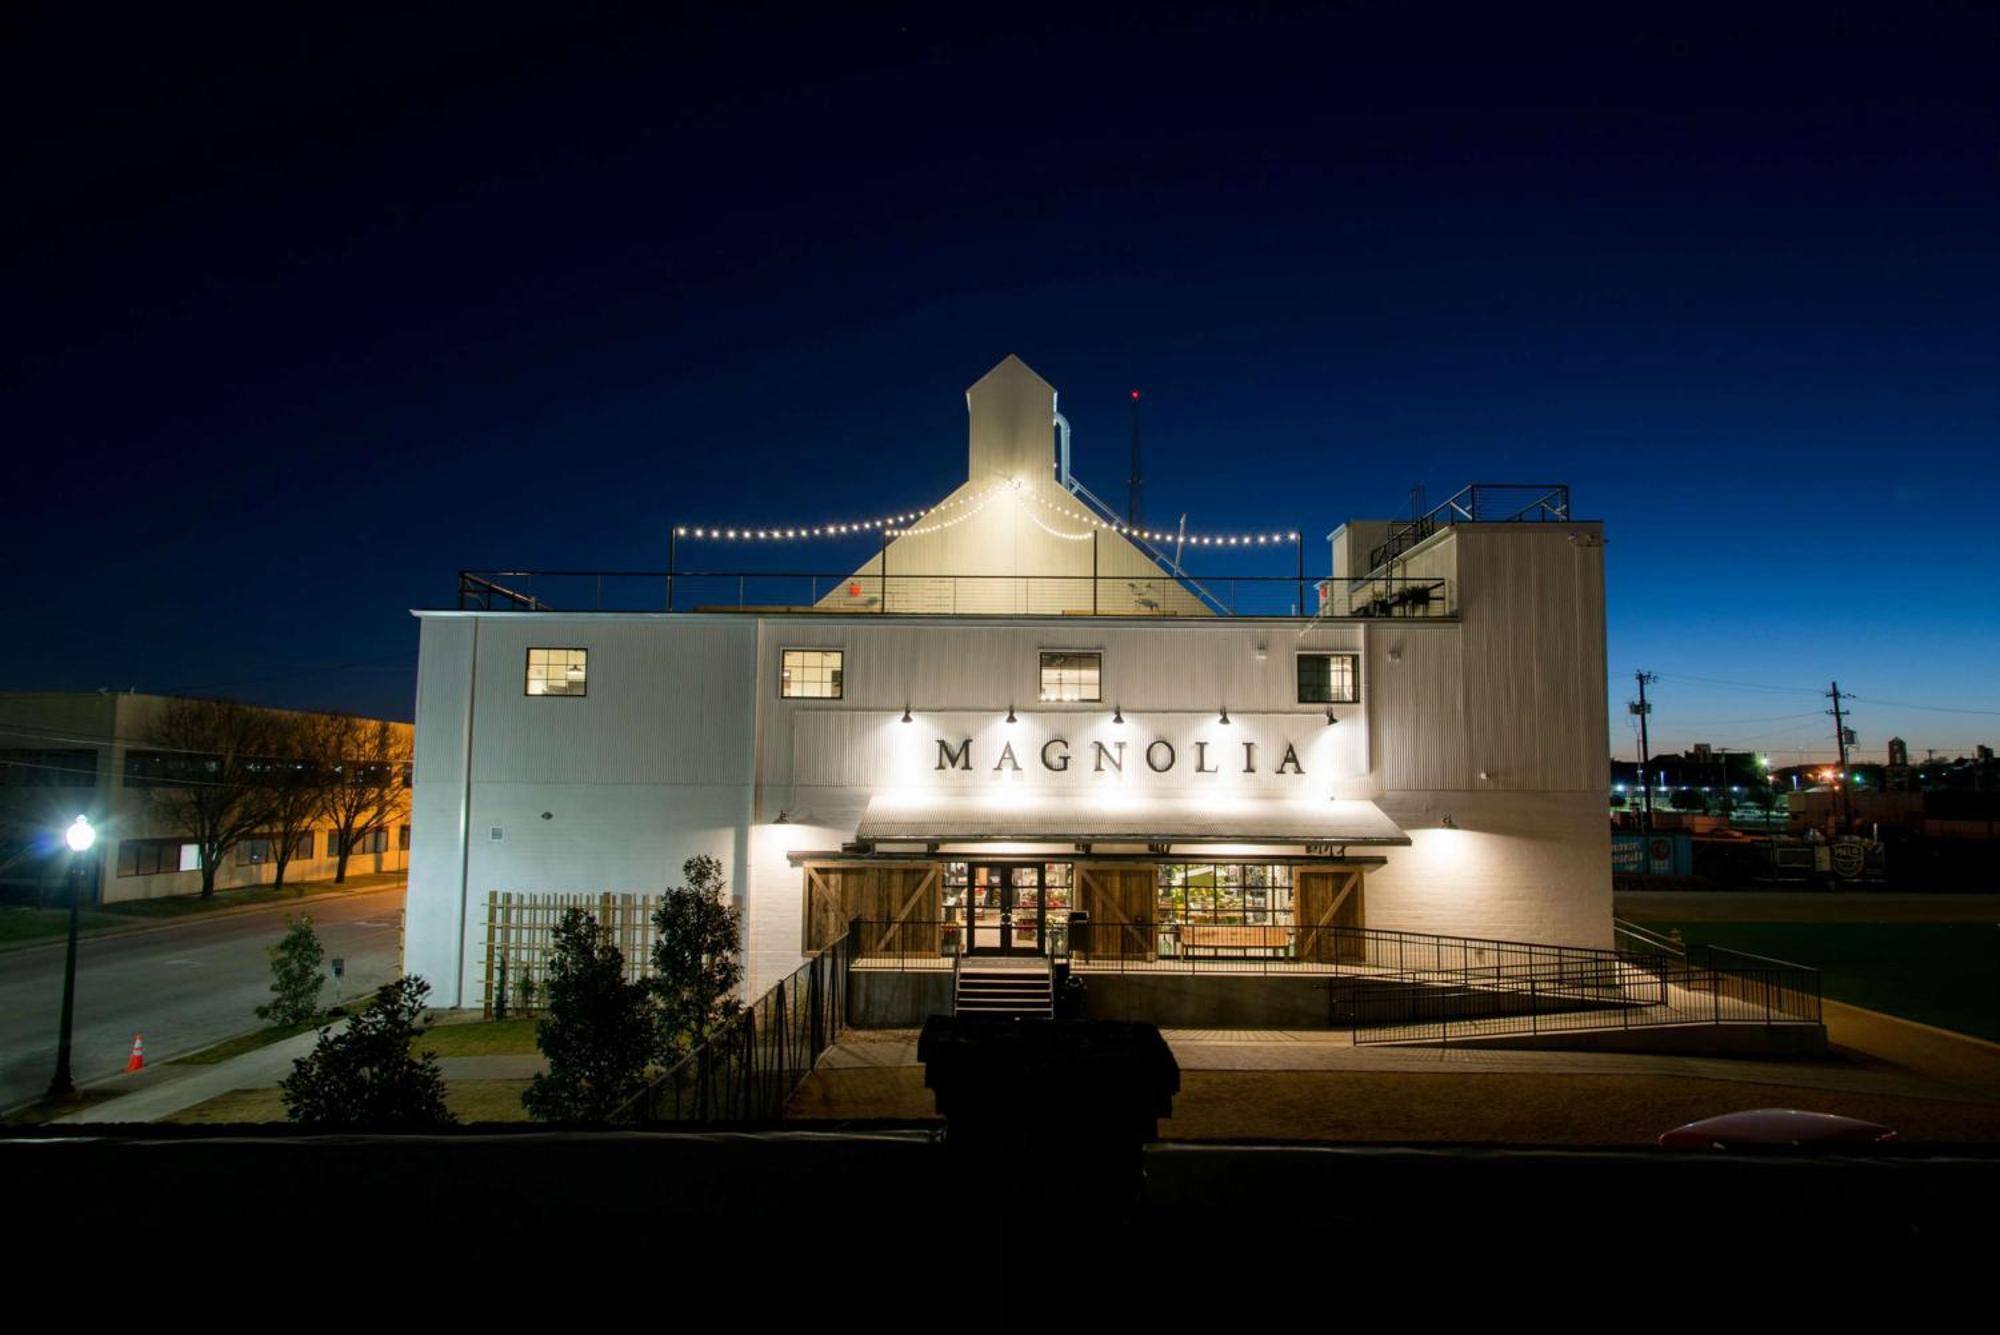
left=1649, top=671, right=1823, bottom=697
left=1843, top=694, right=2000, bottom=718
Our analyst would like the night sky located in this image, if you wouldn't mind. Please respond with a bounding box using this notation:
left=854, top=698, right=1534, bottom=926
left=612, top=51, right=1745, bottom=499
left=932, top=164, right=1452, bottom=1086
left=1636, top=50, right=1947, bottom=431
left=4, top=2, right=1995, bottom=764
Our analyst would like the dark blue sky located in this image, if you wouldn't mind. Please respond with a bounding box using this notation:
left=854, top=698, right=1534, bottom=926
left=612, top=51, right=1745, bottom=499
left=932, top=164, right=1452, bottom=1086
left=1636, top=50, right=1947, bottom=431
left=3, top=2, right=1995, bottom=760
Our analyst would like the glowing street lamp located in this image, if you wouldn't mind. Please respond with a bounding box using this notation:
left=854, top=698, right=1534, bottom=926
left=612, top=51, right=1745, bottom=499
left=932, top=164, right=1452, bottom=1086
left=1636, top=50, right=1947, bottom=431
left=47, top=814, right=96, bottom=1100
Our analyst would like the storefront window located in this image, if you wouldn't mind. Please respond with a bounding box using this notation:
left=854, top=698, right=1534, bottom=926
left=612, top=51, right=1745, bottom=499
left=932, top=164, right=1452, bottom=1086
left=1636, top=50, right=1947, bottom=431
left=1155, top=863, right=1296, bottom=926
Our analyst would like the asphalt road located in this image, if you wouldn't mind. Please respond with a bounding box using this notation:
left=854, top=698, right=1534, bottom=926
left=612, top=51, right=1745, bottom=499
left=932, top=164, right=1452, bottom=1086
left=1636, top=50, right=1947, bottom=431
left=0, top=885, right=405, bottom=1111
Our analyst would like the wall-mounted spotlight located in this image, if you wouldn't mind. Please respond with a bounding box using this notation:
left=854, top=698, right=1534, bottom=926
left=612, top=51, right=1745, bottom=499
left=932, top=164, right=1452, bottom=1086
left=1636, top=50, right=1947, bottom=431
left=1218, top=706, right=1231, bottom=725
left=1325, top=708, right=1339, bottom=725
left=1006, top=705, right=1017, bottom=723
left=1440, top=814, right=1457, bottom=829
left=1112, top=705, right=1124, bottom=724
left=901, top=705, right=913, bottom=723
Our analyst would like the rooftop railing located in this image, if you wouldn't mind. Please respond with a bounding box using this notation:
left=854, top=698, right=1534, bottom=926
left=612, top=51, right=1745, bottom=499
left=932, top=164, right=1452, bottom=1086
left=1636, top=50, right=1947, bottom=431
left=1365, top=483, right=1572, bottom=573
left=457, top=569, right=1454, bottom=619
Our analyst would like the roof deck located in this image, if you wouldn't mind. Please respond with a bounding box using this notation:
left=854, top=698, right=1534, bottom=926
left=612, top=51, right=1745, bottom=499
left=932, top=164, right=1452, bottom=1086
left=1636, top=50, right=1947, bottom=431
left=453, top=567, right=1456, bottom=618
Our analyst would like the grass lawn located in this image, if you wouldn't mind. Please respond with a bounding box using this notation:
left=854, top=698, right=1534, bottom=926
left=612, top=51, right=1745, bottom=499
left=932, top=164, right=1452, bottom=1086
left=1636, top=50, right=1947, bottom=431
left=0, top=904, right=136, bottom=947
left=1658, top=920, right=2000, bottom=1042
left=417, top=1017, right=540, bottom=1057
left=165, top=1079, right=533, bottom=1125
left=172, top=1021, right=323, bottom=1065
left=784, top=1066, right=2000, bottom=1143
left=103, top=872, right=403, bottom=920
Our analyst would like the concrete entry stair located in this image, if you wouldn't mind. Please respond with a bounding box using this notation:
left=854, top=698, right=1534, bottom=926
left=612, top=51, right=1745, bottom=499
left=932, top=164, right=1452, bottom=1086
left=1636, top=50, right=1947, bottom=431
left=955, top=958, right=1054, bottom=1019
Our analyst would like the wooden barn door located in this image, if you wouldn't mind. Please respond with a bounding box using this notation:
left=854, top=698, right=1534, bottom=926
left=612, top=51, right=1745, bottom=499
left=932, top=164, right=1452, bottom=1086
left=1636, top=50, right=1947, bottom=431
left=801, top=863, right=942, bottom=957
left=1076, top=864, right=1157, bottom=960
left=872, top=865, right=942, bottom=957
left=1295, top=869, right=1364, bottom=963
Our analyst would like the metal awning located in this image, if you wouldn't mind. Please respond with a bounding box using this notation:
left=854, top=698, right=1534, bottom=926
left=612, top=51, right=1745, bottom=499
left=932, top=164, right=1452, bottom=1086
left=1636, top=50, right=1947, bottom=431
left=854, top=789, right=1409, bottom=847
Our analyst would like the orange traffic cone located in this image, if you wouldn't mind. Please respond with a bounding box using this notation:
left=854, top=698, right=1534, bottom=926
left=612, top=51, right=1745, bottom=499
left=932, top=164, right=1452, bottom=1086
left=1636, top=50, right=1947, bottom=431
left=125, top=1034, right=144, bottom=1072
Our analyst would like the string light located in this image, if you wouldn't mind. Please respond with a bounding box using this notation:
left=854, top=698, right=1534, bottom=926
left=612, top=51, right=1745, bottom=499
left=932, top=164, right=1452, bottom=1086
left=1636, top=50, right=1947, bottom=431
left=674, top=480, right=1299, bottom=547
left=886, top=482, right=1009, bottom=537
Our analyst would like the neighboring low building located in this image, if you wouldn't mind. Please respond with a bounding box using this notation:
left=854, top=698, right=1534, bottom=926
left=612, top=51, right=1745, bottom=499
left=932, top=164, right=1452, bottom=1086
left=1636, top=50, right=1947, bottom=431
left=0, top=692, right=411, bottom=905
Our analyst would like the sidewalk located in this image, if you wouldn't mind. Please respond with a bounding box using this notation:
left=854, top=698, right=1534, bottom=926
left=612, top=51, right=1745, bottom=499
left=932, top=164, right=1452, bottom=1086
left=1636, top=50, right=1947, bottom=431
left=52, top=1026, right=337, bottom=1124
left=44, top=1036, right=546, bottom=1125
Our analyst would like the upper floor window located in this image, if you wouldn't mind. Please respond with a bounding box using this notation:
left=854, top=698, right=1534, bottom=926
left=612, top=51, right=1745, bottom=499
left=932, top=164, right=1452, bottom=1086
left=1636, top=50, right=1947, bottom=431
left=1297, top=652, right=1360, bottom=704
left=526, top=648, right=587, bottom=697
left=1039, top=651, right=1101, bottom=702
left=781, top=649, right=843, bottom=699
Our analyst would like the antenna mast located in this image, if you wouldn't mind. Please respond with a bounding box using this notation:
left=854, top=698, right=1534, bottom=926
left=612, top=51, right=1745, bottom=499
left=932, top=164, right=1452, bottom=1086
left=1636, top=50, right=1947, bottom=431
left=1127, top=389, right=1144, bottom=527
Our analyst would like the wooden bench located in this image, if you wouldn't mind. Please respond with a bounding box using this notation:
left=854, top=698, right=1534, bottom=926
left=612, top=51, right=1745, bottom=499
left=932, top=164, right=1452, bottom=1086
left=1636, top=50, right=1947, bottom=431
left=1180, top=924, right=1292, bottom=957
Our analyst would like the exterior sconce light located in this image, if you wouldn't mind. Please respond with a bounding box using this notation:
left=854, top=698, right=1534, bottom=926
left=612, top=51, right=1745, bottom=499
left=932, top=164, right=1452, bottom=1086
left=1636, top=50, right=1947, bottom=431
left=1112, top=705, right=1124, bottom=724
left=1218, top=706, right=1231, bottom=725
left=1325, top=708, right=1339, bottom=725
left=1006, top=705, right=1017, bottom=723
left=901, top=705, right=912, bottom=723
left=1440, top=814, right=1457, bottom=829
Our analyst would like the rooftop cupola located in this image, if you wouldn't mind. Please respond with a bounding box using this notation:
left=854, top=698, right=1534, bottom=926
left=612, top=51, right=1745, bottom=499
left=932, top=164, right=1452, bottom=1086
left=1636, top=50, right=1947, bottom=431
left=966, top=354, right=1057, bottom=485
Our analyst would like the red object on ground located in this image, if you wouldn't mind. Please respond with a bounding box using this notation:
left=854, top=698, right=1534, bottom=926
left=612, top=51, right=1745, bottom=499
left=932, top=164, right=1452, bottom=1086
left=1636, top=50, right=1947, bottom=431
left=125, top=1034, right=144, bottom=1073
left=1659, top=1108, right=1896, bottom=1150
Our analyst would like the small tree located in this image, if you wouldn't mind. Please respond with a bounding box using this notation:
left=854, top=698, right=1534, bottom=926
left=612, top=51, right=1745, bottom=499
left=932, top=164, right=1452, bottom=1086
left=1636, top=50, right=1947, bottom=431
left=140, top=697, right=282, bottom=897
left=256, top=913, right=326, bottom=1026
left=281, top=976, right=455, bottom=1128
left=524, top=910, right=656, bottom=1122
left=652, top=855, right=744, bottom=1060
left=317, top=715, right=409, bottom=884
left=259, top=712, right=332, bottom=892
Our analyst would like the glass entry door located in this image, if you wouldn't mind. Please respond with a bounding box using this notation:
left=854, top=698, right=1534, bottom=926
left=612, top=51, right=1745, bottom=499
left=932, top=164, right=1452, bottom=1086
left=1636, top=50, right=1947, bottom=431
left=968, top=863, right=1047, bottom=955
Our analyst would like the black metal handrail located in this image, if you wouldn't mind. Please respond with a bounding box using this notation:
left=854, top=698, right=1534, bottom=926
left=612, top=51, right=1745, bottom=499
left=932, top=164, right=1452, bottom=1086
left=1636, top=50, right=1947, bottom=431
left=1366, top=483, right=1572, bottom=572
left=848, top=916, right=1643, bottom=978
left=1346, top=952, right=1821, bottom=1044
left=456, top=568, right=1454, bottom=619
left=618, top=930, right=852, bottom=1124
left=845, top=915, right=1821, bottom=1043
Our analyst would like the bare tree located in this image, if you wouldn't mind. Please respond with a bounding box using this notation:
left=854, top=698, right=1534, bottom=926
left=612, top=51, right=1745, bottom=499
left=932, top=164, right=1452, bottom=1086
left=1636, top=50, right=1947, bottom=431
left=318, top=715, right=410, bottom=884
left=139, top=698, right=281, bottom=898
left=258, top=712, right=333, bottom=893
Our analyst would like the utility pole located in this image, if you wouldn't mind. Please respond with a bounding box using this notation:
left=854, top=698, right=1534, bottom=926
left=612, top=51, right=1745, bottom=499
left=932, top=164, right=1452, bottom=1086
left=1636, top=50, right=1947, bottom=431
left=1827, top=681, right=1855, bottom=834
left=1629, top=671, right=1657, bottom=834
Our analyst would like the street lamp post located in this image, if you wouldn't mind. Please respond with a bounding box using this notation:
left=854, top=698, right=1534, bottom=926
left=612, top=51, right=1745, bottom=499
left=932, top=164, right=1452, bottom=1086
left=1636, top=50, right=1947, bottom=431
left=47, top=814, right=96, bottom=1101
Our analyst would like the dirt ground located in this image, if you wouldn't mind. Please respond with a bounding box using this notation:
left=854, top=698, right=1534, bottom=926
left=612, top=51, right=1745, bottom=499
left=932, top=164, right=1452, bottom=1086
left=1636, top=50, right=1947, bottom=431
left=785, top=1064, right=2000, bottom=1144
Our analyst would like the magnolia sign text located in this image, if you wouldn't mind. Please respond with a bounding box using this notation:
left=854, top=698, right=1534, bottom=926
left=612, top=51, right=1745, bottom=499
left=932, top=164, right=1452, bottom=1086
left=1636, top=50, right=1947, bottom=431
left=935, top=735, right=1305, bottom=777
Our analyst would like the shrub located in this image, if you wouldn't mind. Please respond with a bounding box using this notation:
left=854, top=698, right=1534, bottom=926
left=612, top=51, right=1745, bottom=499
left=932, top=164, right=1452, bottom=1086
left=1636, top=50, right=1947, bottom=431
left=256, top=913, right=326, bottom=1027
left=523, top=909, right=656, bottom=1122
left=281, top=976, right=455, bottom=1128
left=652, top=855, right=744, bottom=1060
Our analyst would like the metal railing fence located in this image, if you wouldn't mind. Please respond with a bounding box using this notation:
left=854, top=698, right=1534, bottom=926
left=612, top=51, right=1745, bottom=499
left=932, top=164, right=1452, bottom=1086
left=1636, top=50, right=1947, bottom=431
left=457, top=568, right=1453, bottom=619
left=846, top=916, right=1821, bottom=1044
left=619, top=930, right=852, bottom=1124
left=1366, top=483, right=1572, bottom=572
left=1346, top=947, right=1821, bottom=1044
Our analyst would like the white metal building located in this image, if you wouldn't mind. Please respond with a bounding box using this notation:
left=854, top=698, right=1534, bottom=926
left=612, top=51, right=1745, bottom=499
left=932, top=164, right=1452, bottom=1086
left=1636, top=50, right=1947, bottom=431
left=406, top=357, right=1609, bottom=1013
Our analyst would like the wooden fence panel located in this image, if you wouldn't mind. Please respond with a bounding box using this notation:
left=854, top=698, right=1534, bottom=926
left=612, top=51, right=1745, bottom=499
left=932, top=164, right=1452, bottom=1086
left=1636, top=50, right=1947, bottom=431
left=481, top=891, right=663, bottom=1018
